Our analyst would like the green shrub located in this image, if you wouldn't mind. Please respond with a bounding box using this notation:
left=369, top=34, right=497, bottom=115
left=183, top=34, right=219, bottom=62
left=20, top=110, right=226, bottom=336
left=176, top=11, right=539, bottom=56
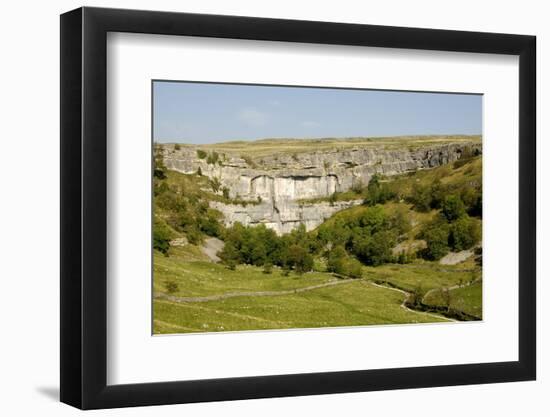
left=466, top=191, right=482, bottom=218
left=218, top=242, right=240, bottom=267
left=206, top=151, right=219, bottom=165
left=199, top=209, right=222, bottom=237
left=153, top=145, right=167, bottom=180
left=153, top=218, right=174, bottom=255
left=441, top=195, right=466, bottom=221
left=287, top=244, right=313, bottom=274
left=327, top=246, right=348, bottom=275
left=363, top=174, right=395, bottom=206
left=196, top=149, right=207, bottom=159
left=344, top=258, right=363, bottom=278
left=184, top=227, right=203, bottom=245
left=390, top=205, right=411, bottom=236
left=407, top=284, right=425, bottom=308
left=164, top=280, right=178, bottom=294
left=352, top=230, right=396, bottom=266
left=422, top=222, right=450, bottom=260
left=397, top=251, right=415, bottom=264
left=210, top=177, right=221, bottom=193
left=409, top=183, right=432, bottom=212
left=448, top=216, right=481, bottom=251
left=251, top=243, right=267, bottom=266
left=226, top=259, right=237, bottom=270
left=407, top=179, right=450, bottom=212
left=262, top=262, right=273, bottom=274
left=429, top=179, right=446, bottom=209
left=222, top=187, right=230, bottom=199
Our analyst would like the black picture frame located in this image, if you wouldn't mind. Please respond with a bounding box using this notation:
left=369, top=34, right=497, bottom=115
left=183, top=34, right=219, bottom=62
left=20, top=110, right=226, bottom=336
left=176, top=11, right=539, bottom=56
left=60, top=6, right=536, bottom=410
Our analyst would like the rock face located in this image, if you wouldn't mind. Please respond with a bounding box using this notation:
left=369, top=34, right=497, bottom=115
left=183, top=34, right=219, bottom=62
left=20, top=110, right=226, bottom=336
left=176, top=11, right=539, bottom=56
left=210, top=199, right=363, bottom=235
left=162, top=141, right=481, bottom=235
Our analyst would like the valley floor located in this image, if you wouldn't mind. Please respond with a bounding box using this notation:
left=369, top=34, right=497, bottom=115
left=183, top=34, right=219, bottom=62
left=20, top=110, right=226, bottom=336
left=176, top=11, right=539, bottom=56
left=152, top=245, right=481, bottom=334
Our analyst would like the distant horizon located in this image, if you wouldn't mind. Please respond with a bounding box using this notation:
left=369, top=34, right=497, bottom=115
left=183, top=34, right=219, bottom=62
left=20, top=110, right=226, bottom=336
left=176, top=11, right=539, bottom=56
left=156, top=133, right=482, bottom=146
left=153, top=81, right=482, bottom=144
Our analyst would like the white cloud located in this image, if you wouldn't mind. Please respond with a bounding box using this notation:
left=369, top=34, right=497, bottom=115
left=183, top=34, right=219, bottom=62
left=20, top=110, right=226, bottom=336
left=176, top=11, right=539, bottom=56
left=237, top=108, right=269, bottom=127
left=301, top=120, right=320, bottom=128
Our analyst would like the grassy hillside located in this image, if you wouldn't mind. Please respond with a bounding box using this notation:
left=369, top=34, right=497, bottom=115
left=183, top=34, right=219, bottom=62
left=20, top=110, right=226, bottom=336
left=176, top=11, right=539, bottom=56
left=153, top=246, right=450, bottom=334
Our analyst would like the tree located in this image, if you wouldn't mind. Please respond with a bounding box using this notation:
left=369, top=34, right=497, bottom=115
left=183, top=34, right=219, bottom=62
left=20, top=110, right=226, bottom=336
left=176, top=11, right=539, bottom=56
left=352, top=230, right=396, bottom=266
left=422, top=224, right=450, bottom=260
left=467, top=191, right=482, bottom=218
left=251, top=243, right=267, bottom=266
left=199, top=209, right=222, bottom=237
left=448, top=216, right=481, bottom=251
left=218, top=242, right=240, bottom=268
left=206, top=151, right=219, bottom=165
left=153, top=218, right=173, bottom=255
left=196, top=166, right=202, bottom=176
left=288, top=244, right=313, bottom=274
left=153, top=144, right=167, bottom=180
left=344, top=258, right=363, bottom=278
left=390, top=205, right=411, bottom=236
left=409, top=184, right=431, bottom=212
left=441, top=195, right=466, bottom=221
left=429, top=178, right=446, bottom=209
left=327, top=246, right=347, bottom=275
left=184, top=227, right=202, bottom=245
left=364, top=174, right=394, bottom=206
left=358, top=205, right=387, bottom=234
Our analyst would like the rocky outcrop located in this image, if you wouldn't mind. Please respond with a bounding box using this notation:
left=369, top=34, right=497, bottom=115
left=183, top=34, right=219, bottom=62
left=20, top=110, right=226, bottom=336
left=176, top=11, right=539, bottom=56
left=210, top=199, right=363, bottom=235
left=162, top=141, right=481, bottom=235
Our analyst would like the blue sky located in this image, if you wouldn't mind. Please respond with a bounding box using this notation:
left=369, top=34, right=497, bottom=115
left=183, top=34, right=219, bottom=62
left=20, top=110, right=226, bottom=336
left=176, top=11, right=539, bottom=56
left=153, top=81, right=482, bottom=144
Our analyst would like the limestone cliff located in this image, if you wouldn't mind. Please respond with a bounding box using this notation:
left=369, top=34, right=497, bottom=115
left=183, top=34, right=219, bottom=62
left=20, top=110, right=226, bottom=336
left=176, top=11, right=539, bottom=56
left=162, top=140, right=481, bottom=235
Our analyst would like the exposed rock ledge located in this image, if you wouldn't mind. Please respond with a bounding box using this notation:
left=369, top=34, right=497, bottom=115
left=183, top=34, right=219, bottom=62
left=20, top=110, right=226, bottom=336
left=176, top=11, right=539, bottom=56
left=210, top=199, right=363, bottom=235
left=163, top=141, right=481, bottom=235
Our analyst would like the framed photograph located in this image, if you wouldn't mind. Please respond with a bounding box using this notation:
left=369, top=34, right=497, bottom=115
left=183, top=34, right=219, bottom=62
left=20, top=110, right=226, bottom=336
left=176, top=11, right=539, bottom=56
left=60, top=6, right=536, bottom=409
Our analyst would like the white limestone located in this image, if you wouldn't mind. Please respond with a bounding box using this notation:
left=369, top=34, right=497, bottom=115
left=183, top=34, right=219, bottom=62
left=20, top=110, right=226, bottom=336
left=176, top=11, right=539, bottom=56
left=162, top=142, right=481, bottom=235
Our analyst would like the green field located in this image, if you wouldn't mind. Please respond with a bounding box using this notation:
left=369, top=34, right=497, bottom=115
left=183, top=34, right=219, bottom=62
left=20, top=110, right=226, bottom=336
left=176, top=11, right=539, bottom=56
left=365, top=262, right=478, bottom=294
left=423, top=280, right=482, bottom=318
left=153, top=248, right=455, bottom=334
left=152, top=241, right=483, bottom=334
